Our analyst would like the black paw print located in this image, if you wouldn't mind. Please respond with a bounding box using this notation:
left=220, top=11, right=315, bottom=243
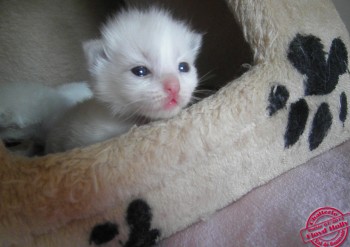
left=268, top=34, right=348, bottom=150
left=89, top=199, right=160, bottom=247
left=124, top=199, right=160, bottom=247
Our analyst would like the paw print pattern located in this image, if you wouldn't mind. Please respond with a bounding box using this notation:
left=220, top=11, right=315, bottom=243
left=90, top=222, right=119, bottom=245
left=284, top=99, right=309, bottom=148
left=267, top=85, right=290, bottom=116
left=89, top=199, right=160, bottom=247
left=340, top=92, right=348, bottom=125
left=308, top=103, right=333, bottom=151
left=268, top=34, right=349, bottom=150
left=288, top=34, right=348, bottom=96
left=124, top=199, right=160, bottom=247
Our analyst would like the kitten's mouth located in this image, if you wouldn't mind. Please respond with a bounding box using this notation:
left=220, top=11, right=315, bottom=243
left=164, top=98, right=178, bottom=110
left=140, top=96, right=184, bottom=119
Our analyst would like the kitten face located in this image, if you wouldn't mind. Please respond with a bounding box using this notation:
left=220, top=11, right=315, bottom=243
left=84, top=8, right=202, bottom=119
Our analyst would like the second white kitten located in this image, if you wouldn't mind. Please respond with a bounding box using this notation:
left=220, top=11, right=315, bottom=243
left=46, top=7, right=202, bottom=153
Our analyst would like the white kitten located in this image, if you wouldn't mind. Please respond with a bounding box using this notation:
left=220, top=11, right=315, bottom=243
left=45, top=7, right=202, bottom=153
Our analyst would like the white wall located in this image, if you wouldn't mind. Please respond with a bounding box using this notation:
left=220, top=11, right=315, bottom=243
left=333, top=0, right=350, bottom=31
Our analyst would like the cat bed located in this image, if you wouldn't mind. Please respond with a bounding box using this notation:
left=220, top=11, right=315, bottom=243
left=1, top=0, right=350, bottom=246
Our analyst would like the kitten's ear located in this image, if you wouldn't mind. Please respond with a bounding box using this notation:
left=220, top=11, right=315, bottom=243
left=190, top=33, right=203, bottom=55
left=83, top=39, right=107, bottom=68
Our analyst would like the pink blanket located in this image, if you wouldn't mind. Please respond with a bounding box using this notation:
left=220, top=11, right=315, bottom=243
left=160, top=141, right=350, bottom=246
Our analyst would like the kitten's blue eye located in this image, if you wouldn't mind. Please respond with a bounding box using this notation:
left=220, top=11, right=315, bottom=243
left=178, top=62, right=190, bottom=73
left=131, top=66, right=150, bottom=77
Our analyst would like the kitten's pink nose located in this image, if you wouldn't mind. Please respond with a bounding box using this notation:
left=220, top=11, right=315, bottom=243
left=163, top=76, right=180, bottom=98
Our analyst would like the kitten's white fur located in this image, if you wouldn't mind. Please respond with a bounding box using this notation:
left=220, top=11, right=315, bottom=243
left=0, top=81, right=92, bottom=155
left=0, top=81, right=92, bottom=140
left=45, top=7, right=202, bottom=153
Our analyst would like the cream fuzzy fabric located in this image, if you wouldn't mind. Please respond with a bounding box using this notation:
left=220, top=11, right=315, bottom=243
left=1, top=0, right=350, bottom=246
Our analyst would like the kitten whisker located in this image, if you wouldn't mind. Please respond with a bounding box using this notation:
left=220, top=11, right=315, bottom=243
left=189, top=96, right=203, bottom=105
left=114, top=102, right=145, bottom=121
left=198, top=70, right=215, bottom=84
left=194, top=88, right=216, bottom=94
left=190, top=88, right=217, bottom=104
